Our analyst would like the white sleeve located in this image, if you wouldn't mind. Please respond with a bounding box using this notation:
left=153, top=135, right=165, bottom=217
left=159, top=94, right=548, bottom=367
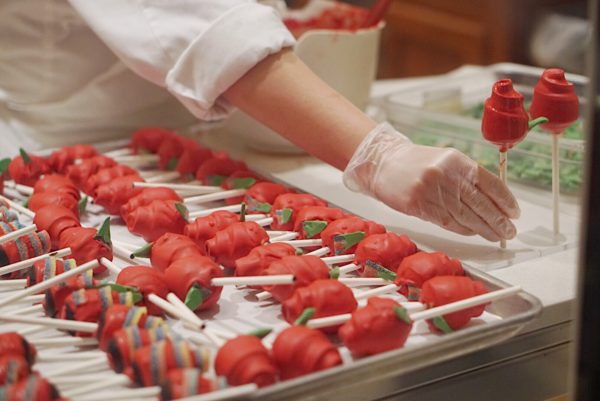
left=67, top=0, right=296, bottom=121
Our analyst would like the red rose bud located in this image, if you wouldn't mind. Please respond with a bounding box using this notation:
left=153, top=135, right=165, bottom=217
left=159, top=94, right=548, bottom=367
left=215, top=335, right=277, bottom=388
left=529, top=68, right=579, bottom=134
left=481, top=79, right=530, bottom=152
left=419, top=276, right=488, bottom=333
left=395, top=252, right=464, bottom=300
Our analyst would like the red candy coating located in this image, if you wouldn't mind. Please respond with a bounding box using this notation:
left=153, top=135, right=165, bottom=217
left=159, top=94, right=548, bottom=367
left=28, top=192, right=80, bottom=217
left=293, top=206, right=347, bottom=239
left=48, top=144, right=98, bottom=173
left=244, top=182, right=290, bottom=213
left=214, top=335, right=277, bottom=388
left=66, top=155, right=116, bottom=190
left=120, top=187, right=182, bottom=219
left=419, top=276, right=488, bottom=332
left=84, top=165, right=137, bottom=196
left=282, top=279, right=357, bottom=333
left=272, top=326, right=342, bottom=380
left=117, top=266, right=169, bottom=316
left=58, top=227, right=112, bottom=273
left=33, top=205, right=80, bottom=249
left=93, top=174, right=144, bottom=215
left=530, top=68, right=579, bottom=134
left=175, top=140, right=214, bottom=175
left=321, top=216, right=386, bottom=256
left=8, top=153, right=51, bottom=187
left=0, top=333, right=37, bottom=365
left=355, top=232, right=418, bottom=276
left=339, top=297, right=413, bottom=357
left=195, top=156, right=247, bottom=186
left=263, top=255, right=330, bottom=302
left=481, top=79, right=530, bottom=152
left=150, top=233, right=204, bottom=272
left=205, top=221, right=269, bottom=269
left=269, top=193, right=327, bottom=231
left=164, top=256, right=224, bottom=312
left=32, top=175, right=80, bottom=200
left=395, top=252, right=464, bottom=299
left=234, top=242, right=297, bottom=279
left=184, top=211, right=240, bottom=249
left=125, top=199, right=187, bottom=242
left=130, top=127, right=172, bottom=154
left=98, top=305, right=165, bottom=352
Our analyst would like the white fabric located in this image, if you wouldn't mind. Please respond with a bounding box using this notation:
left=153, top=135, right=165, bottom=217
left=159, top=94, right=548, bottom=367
left=0, top=0, right=294, bottom=156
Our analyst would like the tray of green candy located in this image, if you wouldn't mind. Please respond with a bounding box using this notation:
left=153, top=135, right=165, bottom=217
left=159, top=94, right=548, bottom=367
left=382, top=63, right=587, bottom=194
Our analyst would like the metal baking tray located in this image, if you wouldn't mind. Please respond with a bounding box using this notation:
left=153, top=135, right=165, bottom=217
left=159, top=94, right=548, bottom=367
left=2, top=139, right=543, bottom=401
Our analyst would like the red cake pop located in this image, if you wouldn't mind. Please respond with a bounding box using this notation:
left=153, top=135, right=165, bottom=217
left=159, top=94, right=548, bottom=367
left=130, top=127, right=172, bottom=154
left=354, top=232, right=417, bottom=276
left=83, top=165, right=137, bottom=196
left=395, top=252, right=464, bottom=300
left=32, top=175, right=80, bottom=201
left=125, top=200, right=188, bottom=242
left=220, top=171, right=263, bottom=205
left=8, top=149, right=51, bottom=186
left=293, top=206, right=347, bottom=239
left=195, top=156, right=248, bottom=186
left=120, top=187, right=182, bottom=218
left=57, top=220, right=112, bottom=273
left=97, top=305, right=166, bottom=352
left=106, top=325, right=170, bottom=373
left=321, top=216, right=386, bottom=256
left=419, top=276, right=488, bottom=333
left=339, top=297, right=413, bottom=357
left=48, top=144, right=98, bottom=173
left=205, top=221, right=269, bottom=269
left=66, top=155, right=116, bottom=190
left=160, top=368, right=214, bottom=401
left=164, top=256, right=224, bottom=312
left=129, top=339, right=210, bottom=386
left=93, top=174, right=144, bottom=215
left=135, top=233, right=204, bottom=272
left=28, top=192, right=80, bottom=217
left=174, top=140, right=214, bottom=176
left=530, top=68, right=579, bottom=134
left=214, top=335, right=277, bottom=388
left=272, top=325, right=342, bottom=380
left=0, top=333, right=37, bottom=365
left=116, top=266, right=170, bottom=316
left=263, top=255, right=330, bottom=302
left=184, top=210, right=241, bottom=249
left=235, top=242, right=297, bottom=279
left=282, top=279, right=357, bottom=333
left=33, top=205, right=80, bottom=249
left=0, top=355, right=30, bottom=386
left=244, top=182, right=290, bottom=213
left=269, top=193, right=328, bottom=231
left=157, top=134, right=186, bottom=170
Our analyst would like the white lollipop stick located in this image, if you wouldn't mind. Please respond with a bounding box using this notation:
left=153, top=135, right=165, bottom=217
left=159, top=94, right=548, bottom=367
left=0, top=224, right=37, bottom=244
left=31, top=336, right=99, bottom=348
left=113, top=154, right=159, bottom=163
left=244, top=214, right=269, bottom=222
left=266, top=230, right=291, bottom=236
left=18, top=325, right=48, bottom=336
left=133, top=182, right=221, bottom=194
left=144, top=171, right=181, bottom=183
left=499, top=151, right=508, bottom=249
left=112, top=243, right=136, bottom=262
left=100, top=257, right=122, bottom=275
left=253, top=217, right=274, bottom=227
left=166, top=293, right=206, bottom=329
left=306, top=313, right=351, bottom=329
left=279, top=239, right=323, bottom=248
left=0, top=279, right=26, bottom=290
left=0, top=248, right=71, bottom=277
left=0, top=195, right=34, bottom=218
left=10, top=304, right=43, bottom=315
left=103, top=148, right=131, bottom=158
left=255, top=291, right=272, bottom=302
left=49, top=372, right=118, bottom=385
left=268, top=232, right=298, bottom=242
left=177, top=384, right=258, bottom=401
left=212, top=275, right=294, bottom=286
left=184, top=189, right=247, bottom=205
left=188, top=204, right=243, bottom=219
left=322, top=254, right=355, bottom=265
left=355, top=284, right=399, bottom=300
left=552, top=134, right=560, bottom=237
left=38, top=351, right=105, bottom=363
left=0, top=259, right=98, bottom=308
left=338, top=278, right=391, bottom=286
left=0, top=314, right=97, bottom=332
left=63, top=375, right=132, bottom=398
left=147, top=293, right=202, bottom=328
left=338, top=263, right=359, bottom=275
left=410, top=285, right=521, bottom=321
left=45, top=355, right=108, bottom=378
left=305, top=247, right=330, bottom=257
left=4, top=181, right=34, bottom=195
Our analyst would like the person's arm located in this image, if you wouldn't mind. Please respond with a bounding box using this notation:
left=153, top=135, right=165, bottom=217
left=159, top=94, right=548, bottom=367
left=224, top=49, right=520, bottom=242
left=223, top=49, right=376, bottom=170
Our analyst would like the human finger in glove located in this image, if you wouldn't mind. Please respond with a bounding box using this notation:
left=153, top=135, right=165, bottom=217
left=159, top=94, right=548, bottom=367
left=343, top=123, right=520, bottom=242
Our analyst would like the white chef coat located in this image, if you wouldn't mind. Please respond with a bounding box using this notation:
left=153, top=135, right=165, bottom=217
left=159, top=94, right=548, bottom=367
left=0, top=0, right=295, bottom=157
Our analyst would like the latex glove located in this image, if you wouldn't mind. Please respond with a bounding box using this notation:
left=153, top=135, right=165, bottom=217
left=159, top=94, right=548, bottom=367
left=343, top=123, right=520, bottom=241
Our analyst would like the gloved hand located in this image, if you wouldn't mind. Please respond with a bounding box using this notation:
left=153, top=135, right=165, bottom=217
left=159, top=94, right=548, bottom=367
left=343, top=123, right=520, bottom=241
